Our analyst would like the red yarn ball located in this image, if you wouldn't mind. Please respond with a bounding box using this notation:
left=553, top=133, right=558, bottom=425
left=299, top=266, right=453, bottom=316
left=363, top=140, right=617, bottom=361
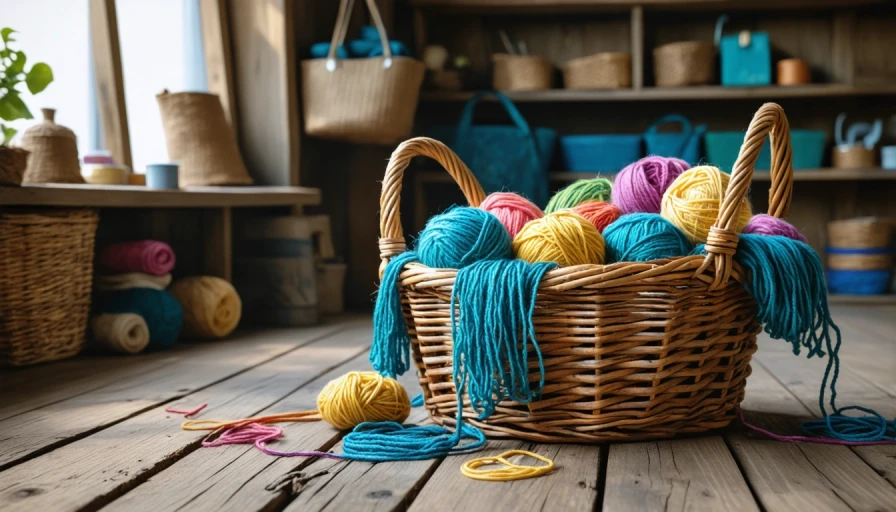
left=479, top=192, right=544, bottom=238
left=572, top=201, right=622, bottom=233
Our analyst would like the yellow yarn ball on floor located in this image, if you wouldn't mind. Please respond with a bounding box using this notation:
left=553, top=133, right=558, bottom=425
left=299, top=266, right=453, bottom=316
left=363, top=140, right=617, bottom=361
left=317, top=371, right=411, bottom=430
left=512, top=211, right=605, bottom=266
left=168, top=276, right=242, bottom=339
left=660, top=165, right=752, bottom=244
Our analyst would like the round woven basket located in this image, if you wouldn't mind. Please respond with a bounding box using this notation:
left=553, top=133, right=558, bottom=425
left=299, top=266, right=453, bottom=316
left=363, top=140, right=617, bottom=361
left=377, top=103, right=795, bottom=442
left=563, top=52, right=632, bottom=90
left=653, top=41, right=716, bottom=87
left=20, top=108, right=84, bottom=184
left=0, top=208, right=99, bottom=366
left=492, top=54, right=554, bottom=92
left=0, top=146, right=29, bottom=186
left=828, top=218, right=893, bottom=248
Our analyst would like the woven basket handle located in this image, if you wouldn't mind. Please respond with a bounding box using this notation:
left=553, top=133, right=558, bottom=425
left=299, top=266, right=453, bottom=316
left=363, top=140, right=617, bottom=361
left=699, top=102, right=794, bottom=289
left=379, top=137, right=486, bottom=278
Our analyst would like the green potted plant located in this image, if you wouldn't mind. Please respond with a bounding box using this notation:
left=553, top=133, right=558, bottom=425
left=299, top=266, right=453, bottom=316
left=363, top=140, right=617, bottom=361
left=0, top=27, right=53, bottom=185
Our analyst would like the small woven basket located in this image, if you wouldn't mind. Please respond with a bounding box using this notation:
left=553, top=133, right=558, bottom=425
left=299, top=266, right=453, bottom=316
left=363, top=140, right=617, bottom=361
left=0, top=146, right=29, bottom=186
left=493, top=54, right=554, bottom=91
left=827, top=218, right=894, bottom=270
left=563, top=52, right=632, bottom=90
left=20, top=108, right=84, bottom=184
left=0, top=208, right=99, bottom=366
left=653, top=41, right=716, bottom=87
left=378, top=103, right=796, bottom=442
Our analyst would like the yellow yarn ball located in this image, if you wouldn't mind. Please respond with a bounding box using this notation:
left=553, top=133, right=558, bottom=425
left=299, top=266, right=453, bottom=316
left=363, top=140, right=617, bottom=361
left=660, top=165, right=752, bottom=244
left=512, top=211, right=606, bottom=266
left=317, top=371, right=411, bottom=430
left=168, top=276, right=242, bottom=339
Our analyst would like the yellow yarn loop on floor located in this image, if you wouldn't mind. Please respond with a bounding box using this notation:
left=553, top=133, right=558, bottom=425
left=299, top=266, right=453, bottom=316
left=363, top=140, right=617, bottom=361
left=513, top=211, right=605, bottom=266
left=660, top=165, right=752, bottom=244
left=168, top=276, right=242, bottom=338
left=317, top=371, right=411, bottom=430
left=461, top=450, right=555, bottom=481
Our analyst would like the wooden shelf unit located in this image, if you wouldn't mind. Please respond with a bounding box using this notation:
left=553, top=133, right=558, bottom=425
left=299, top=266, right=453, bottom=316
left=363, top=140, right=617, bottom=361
left=828, top=294, right=896, bottom=305
left=409, top=0, right=888, bottom=13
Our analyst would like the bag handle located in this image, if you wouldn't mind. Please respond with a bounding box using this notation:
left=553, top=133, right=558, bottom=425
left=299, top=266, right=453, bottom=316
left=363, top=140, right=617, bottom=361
left=455, top=90, right=545, bottom=166
left=645, top=114, right=694, bottom=156
left=378, top=137, right=486, bottom=278
left=326, top=0, right=393, bottom=71
left=697, top=102, right=794, bottom=290
left=714, top=15, right=729, bottom=46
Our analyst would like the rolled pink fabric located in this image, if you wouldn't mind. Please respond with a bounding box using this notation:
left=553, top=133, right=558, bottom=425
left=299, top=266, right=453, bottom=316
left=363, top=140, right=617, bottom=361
left=100, top=240, right=176, bottom=276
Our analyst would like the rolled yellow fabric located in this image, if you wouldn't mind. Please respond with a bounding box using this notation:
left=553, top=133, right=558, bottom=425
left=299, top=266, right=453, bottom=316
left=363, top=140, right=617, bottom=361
left=168, top=276, right=242, bottom=338
left=91, top=313, right=150, bottom=354
left=95, top=272, right=172, bottom=292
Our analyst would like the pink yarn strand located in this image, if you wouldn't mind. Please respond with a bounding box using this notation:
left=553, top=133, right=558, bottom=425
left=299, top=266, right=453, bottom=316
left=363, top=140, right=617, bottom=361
left=737, top=408, right=896, bottom=446
left=201, top=422, right=344, bottom=459
left=165, top=403, right=208, bottom=417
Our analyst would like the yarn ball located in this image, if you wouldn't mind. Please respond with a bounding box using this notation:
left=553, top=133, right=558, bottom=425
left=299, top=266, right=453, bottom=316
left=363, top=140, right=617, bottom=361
left=603, top=213, right=692, bottom=263
left=612, top=155, right=690, bottom=214
left=95, top=272, right=172, bottom=292
left=317, top=371, right=411, bottom=430
left=513, top=211, right=605, bottom=266
left=99, top=240, right=176, bottom=276
left=93, top=288, right=183, bottom=350
left=660, top=165, right=752, bottom=244
left=572, top=201, right=622, bottom=233
left=168, top=276, right=242, bottom=339
left=417, top=207, right=512, bottom=268
left=545, top=178, right=613, bottom=214
left=744, top=213, right=808, bottom=244
left=479, top=192, right=544, bottom=239
left=91, top=313, right=150, bottom=354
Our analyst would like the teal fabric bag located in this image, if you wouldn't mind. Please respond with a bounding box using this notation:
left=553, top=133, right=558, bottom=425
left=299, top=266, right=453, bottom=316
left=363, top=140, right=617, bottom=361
left=428, top=91, right=556, bottom=208
left=716, top=15, right=771, bottom=87
left=643, top=114, right=706, bottom=165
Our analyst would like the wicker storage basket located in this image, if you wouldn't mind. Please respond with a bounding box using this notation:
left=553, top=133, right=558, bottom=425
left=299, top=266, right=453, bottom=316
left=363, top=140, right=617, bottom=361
left=0, top=146, right=28, bottom=186
left=563, top=52, right=632, bottom=90
left=302, top=0, right=425, bottom=145
left=653, top=41, right=716, bottom=87
left=0, top=208, right=99, bottom=366
left=493, top=54, right=554, bottom=91
left=378, top=103, right=796, bottom=442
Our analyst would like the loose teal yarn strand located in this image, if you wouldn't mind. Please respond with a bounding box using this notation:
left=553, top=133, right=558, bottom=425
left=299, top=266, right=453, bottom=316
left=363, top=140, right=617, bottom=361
left=451, top=259, right=555, bottom=419
left=371, top=250, right=419, bottom=378
left=695, top=234, right=895, bottom=443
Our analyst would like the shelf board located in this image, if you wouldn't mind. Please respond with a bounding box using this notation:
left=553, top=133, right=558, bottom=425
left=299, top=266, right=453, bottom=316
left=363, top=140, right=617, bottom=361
left=422, top=84, right=896, bottom=103
left=416, top=168, right=896, bottom=183
left=828, top=294, right=896, bottom=305
left=0, top=184, right=321, bottom=208
left=409, top=0, right=887, bottom=13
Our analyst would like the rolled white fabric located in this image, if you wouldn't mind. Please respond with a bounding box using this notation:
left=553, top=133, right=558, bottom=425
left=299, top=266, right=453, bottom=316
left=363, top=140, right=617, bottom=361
left=91, top=313, right=151, bottom=354
left=95, top=272, right=172, bottom=292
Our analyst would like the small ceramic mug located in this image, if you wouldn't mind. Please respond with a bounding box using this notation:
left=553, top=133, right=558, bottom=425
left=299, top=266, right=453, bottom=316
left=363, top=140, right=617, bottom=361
left=881, top=146, right=896, bottom=170
left=145, top=163, right=179, bottom=189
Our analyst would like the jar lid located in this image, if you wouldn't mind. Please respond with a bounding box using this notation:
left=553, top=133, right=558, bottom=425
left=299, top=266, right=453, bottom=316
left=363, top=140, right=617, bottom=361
left=21, top=108, right=76, bottom=141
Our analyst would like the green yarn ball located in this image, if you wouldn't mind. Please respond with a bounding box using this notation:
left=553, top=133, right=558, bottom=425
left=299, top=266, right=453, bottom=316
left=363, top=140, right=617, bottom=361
left=603, top=213, right=692, bottom=263
left=545, top=178, right=613, bottom=214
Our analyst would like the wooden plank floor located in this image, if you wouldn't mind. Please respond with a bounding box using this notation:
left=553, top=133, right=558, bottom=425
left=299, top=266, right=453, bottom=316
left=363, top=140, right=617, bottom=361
left=0, top=305, right=893, bottom=512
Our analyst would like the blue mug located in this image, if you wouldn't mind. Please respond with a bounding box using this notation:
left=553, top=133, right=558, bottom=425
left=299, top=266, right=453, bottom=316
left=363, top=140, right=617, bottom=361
left=145, top=163, right=179, bottom=189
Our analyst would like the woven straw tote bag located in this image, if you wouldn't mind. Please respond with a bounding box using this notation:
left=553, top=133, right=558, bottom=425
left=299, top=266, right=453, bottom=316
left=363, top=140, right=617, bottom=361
left=301, top=0, right=424, bottom=145
left=378, top=103, right=796, bottom=442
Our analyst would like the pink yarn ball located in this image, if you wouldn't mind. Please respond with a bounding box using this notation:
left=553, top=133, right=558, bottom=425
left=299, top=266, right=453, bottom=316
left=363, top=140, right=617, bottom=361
left=743, top=214, right=808, bottom=243
left=612, top=156, right=690, bottom=214
left=479, top=192, right=544, bottom=238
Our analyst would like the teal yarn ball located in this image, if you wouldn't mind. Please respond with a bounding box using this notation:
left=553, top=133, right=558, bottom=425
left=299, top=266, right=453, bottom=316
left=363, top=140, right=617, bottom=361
left=417, top=207, right=513, bottom=268
left=94, top=288, right=184, bottom=350
left=603, top=213, right=692, bottom=263
left=545, top=178, right=613, bottom=214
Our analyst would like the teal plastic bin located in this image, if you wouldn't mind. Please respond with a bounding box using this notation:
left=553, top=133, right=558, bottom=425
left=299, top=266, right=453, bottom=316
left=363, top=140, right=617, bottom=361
left=704, top=130, right=826, bottom=173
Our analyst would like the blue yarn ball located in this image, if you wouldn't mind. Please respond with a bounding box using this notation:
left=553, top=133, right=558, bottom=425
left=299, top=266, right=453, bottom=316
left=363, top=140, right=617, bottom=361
left=310, top=42, right=349, bottom=59
left=603, top=213, right=692, bottom=263
left=417, top=207, right=512, bottom=268
left=94, top=288, right=184, bottom=350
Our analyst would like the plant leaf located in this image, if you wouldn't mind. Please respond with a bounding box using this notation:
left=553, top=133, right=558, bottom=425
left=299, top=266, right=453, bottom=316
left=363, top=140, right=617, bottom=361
left=0, top=92, right=32, bottom=121
left=1, top=124, right=16, bottom=145
left=7, top=51, right=25, bottom=76
left=1, top=28, right=15, bottom=44
left=25, top=62, right=52, bottom=94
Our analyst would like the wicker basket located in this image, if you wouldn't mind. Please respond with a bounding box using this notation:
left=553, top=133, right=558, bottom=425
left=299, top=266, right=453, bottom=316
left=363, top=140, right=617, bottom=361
left=653, top=41, right=716, bottom=87
left=302, top=0, right=424, bottom=145
left=827, top=218, right=894, bottom=270
left=0, top=146, right=28, bottom=186
left=0, top=208, right=99, bottom=366
left=378, top=103, right=796, bottom=442
left=563, top=52, right=632, bottom=90
left=493, top=54, right=554, bottom=92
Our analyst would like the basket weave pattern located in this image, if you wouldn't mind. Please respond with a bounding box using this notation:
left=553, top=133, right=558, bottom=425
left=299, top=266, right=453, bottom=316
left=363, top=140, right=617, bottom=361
left=653, top=41, right=716, bottom=87
left=379, top=104, right=794, bottom=442
left=563, top=52, right=632, bottom=90
left=0, top=209, right=99, bottom=366
left=0, top=146, right=29, bottom=186
left=493, top=54, right=554, bottom=91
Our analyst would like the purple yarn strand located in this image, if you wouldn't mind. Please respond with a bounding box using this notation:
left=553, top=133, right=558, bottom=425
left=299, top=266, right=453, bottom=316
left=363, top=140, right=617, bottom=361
left=743, top=214, right=809, bottom=244
left=612, top=156, right=690, bottom=214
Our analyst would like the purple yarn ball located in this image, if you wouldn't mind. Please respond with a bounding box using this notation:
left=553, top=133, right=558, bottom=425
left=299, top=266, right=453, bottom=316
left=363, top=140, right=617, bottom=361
left=743, top=214, right=808, bottom=244
left=612, top=156, right=690, bottom=214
